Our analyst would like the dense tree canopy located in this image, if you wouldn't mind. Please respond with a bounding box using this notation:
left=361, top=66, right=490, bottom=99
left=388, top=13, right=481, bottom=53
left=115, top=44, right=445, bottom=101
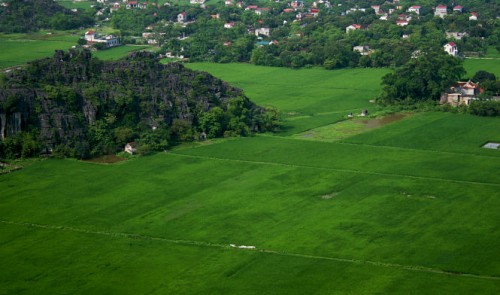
left=0, top=50, right=279, bottom=159
left=378, top=47, right=465, bottom=103
left=0, top=0, right=93, bottom=33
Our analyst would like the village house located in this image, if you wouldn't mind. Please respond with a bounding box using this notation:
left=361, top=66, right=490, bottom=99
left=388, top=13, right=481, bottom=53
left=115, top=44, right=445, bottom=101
left=396, top=20, right=409, bottom=26
left=255, top=8, right=270, bottom=15
left=110, top=2, right=121, bottom=13
left=353, top=46, right=373, bottom=56
left=224, top=22, right=235, bottom=29
left=371, top=5, right=381, bottom=15
left=255, top=27, right=271, bottom=37
left=84, top=31, right=120, bottom=47
left=443, top=42, right=458, bottom=56
left=408, top=5, right=421, bottom=15
left=290, top=1, right=304, bottom=9
left=309, top=8, right=320, bottom=17
left=84, top=30, right=97, bottom=42
left=434, top=4, right=447, bottom=18
left=446, top=32, right=467, bottom=40
left=224, top=0, right=233, bottom=6
left=346, top=24, right=362, bottom=33
left=177, top=12, right=187, bottom=23
left=190, top=0, right=205, bottom=4
left=441, top=80, right=482, bottom=106
left=453, top=5, right=463, bottom=13
left=469, top=12, right=478, bottom=21
left=346, top=8, right=365, bottom=14
left=125, top=1, right=137, bottom=9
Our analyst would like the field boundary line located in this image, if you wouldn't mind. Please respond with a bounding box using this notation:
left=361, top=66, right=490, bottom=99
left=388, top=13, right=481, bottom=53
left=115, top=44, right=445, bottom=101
left=266, top=134, right=500, bottom=160
left=169, top=153, right=500, bottom=187
left=2, top=219, right=499, bottom=282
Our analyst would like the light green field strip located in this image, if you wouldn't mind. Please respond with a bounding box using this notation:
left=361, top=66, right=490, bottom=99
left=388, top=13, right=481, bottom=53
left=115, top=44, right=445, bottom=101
left=2, top=220, right=498, bottom=282
left=170, top=152, right=500, bottom=187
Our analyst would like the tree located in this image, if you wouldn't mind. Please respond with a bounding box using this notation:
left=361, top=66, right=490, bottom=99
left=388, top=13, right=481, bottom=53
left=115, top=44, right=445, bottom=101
left=379, top=48, right=465, bottom=103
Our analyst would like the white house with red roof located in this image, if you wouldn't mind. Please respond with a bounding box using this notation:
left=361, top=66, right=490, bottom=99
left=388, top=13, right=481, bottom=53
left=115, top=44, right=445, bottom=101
left=453, top=5, right=463, bottom=13
left=224, top=22, right=235, bottom=28
left=434, top=5, right=447, bottom=18
left=84, top=30, right=97, bottom=42
left=444, top=42, right=458, bottom=56
left=408, top=5, right=421, bottom=15
left=177, top=12, right=187, bottom=23
left=346, top=24, right=362, bottom=33
left=396, top=19, right=409, bottom=26
left=125, top=1, right=138, bottom=9
left=371, top=5, right=381, bottom=14
left=255, top=8, right=270, bottom=15
left=469, top=12, right=478, bottom=20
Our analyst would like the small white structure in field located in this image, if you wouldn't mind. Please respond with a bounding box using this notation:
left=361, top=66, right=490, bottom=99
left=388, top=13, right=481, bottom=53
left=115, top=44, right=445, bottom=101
left=124, top=142, right=138, bottom=154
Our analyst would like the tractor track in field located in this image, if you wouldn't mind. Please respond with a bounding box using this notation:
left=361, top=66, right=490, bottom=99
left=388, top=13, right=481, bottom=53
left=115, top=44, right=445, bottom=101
left=169, top=153, right=500, bottom=187
left=2, top=219, right=500, bottom=282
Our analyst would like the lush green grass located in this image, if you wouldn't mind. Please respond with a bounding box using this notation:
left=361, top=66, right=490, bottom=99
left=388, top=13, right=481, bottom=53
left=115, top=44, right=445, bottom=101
left=1, top=127, right=500, bottom=293
left=484, top=46, right=500, bottom=59
left=187, top=63, right=390, bottom=134
left=344, top=112, right=500, bottom=155
left=0, top=32, right=80, bottom=69
left=55, top=0, right=95, bottom=11
left=1, top=63, right=500, bottom=293
left=93, top=45, right=153, bottom=61
left=464, top=58, right=500, bottom=78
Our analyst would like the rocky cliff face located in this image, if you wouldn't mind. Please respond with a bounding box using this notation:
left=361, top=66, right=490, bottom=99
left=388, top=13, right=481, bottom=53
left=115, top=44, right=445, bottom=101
left=0, top=50, right=262, bottom=157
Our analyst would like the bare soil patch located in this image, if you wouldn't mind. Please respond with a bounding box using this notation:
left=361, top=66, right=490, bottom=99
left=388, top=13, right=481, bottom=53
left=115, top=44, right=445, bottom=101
left=360, top=113, right=406, bottom=129
left=83, top=155, right=126, bottom=164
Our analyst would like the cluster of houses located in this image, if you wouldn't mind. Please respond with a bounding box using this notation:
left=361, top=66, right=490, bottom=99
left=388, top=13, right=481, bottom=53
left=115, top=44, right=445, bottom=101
left=91, top=1, right=481, bottom=58
left=346, top=3, right=477, bottom=32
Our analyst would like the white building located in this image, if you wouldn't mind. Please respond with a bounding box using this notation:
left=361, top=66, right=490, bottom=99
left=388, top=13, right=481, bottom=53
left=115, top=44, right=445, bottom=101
left=255, top=28, right=270, bottom=37
left=177, top=12, right=187, bottom=23
left=435, top=5, right=447, bottom=18
left=444, top=42, right=458, bottom=56
left=408, top=5, right=421, bottom=15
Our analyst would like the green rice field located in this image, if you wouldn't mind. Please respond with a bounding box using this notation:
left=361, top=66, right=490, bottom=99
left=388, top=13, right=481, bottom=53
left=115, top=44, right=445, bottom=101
left=464, top=58, right=500, bottom=78
left=1, top=63, right=499, bottom=294
left=0, top=32, right=80, bottom=69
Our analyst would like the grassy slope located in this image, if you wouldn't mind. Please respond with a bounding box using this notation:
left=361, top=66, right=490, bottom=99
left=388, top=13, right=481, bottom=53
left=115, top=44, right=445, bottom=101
left=187, top=63, right=391, bottom=135
left=92, top=45, right=153, bottom=60
left=464, top=58, right=500, bottom=78
left=1, top=63, right=500, bottom=293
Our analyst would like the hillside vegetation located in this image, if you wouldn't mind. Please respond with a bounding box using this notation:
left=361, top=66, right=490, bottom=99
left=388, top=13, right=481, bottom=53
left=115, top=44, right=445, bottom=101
left=0, top=0, right=93, bottom=33
left=0, top=51, right=277, bottom=159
